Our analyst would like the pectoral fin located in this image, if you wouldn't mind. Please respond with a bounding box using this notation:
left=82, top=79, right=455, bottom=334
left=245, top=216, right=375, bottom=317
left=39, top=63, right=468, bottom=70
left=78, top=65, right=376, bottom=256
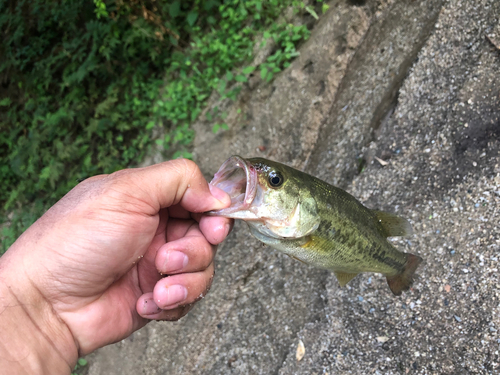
left=334, top=271, right=359, bottom=287
left=372, top=210, right=413, bottom=237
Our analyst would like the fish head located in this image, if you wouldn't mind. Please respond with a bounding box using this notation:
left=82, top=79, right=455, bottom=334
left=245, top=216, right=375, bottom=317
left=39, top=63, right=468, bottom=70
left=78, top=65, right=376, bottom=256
left=209, top=156, right=320, bottom=239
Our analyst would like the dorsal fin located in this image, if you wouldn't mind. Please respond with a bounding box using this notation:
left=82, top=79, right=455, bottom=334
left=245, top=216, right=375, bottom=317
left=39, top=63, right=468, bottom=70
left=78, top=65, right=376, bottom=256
left=372, top=210, right=413, bottom=237
left=334, top=271, right=359, bottom=287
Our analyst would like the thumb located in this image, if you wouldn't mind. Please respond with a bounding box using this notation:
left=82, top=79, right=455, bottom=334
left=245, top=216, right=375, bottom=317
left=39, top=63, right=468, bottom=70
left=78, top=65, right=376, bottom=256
left=118, top=159, right=231, bottom=214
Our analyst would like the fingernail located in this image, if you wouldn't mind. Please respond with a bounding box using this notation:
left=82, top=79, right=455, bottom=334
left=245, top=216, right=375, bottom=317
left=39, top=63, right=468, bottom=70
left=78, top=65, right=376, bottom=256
left=142, top=297, right=162, bottom=316
left=163, top=251, right=188, bottom=273
left=209, top=184, right=231, bottom=206
left=161, top=285, right=188, bottom=309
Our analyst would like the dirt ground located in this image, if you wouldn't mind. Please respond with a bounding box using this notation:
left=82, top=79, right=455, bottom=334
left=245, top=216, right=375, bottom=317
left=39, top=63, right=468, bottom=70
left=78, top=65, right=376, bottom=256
left=87, top=0, right=500, bottom=373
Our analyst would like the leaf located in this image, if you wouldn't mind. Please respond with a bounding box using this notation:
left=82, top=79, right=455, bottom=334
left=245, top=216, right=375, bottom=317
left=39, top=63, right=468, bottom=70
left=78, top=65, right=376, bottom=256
left=260, top=67, right=268, bottom=80
left=77, top=358, right=88, bottom=366
left=169, top=34, right=179, bottom=46
left=172, top=150, right=193, bottom=159
left=204, top=0, right=218, bottom=11
left=235, top=75, right=247, bottom=82
left=305, top=6, right=319, bottom=20
left=39, top=166, right=51, bottom=181
left=296, top=340, right=305, bottom=361
left=169, top=1, right=181, bottom=17
left=187, top=11, right=198, bottom=27
left=226, top=71, right=234, bottom=81
left=218, top=79, right=227, bottom=94
left=0, top=98, right=12, bottom=106
left=242, top=66, right=256, bottom=75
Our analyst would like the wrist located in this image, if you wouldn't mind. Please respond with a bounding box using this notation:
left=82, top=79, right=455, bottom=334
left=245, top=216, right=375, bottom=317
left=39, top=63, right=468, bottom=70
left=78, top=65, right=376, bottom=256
left=0, top=250, right=78, bottom=374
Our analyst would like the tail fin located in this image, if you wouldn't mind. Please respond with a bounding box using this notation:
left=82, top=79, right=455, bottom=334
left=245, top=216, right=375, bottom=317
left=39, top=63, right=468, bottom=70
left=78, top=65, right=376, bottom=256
left=386, top=253, right=423, bottom=296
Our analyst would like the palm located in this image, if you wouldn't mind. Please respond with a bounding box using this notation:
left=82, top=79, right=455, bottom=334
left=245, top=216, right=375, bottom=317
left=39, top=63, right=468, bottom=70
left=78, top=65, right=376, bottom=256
left=44, top=202, right=202, bottom=353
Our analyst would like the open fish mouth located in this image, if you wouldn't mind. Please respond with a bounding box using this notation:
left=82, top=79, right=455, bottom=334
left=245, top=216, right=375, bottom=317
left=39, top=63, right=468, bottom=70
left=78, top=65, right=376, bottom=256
left=208, top=156, right=258, bottom=216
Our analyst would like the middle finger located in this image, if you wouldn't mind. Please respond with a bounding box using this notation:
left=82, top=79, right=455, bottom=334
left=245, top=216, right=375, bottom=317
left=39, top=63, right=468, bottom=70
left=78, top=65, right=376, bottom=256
left=157, top=221, right=217, bottom=275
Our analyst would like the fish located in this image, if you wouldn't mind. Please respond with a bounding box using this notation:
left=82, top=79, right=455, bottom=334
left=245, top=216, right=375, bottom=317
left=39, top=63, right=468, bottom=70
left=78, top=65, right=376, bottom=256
left=208, top=156, right=423, bottom=295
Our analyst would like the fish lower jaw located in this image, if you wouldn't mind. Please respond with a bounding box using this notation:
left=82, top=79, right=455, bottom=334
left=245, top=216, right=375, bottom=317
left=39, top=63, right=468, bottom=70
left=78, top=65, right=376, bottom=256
left=208, top=209, right=260, bottom=220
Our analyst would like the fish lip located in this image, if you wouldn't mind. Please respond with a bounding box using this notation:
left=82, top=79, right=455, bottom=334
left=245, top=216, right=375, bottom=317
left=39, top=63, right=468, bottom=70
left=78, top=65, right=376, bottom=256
left=208, top=156, right=258, bottom=215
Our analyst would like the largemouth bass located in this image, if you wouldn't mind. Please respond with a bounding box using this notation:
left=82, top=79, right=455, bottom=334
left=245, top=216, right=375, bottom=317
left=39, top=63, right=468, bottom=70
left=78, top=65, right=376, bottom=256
left=209, top=156, right=423, bottom=295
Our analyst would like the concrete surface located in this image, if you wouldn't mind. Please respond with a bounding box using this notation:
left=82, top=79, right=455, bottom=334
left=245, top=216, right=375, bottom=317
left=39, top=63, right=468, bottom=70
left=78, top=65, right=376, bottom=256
left=88, top=0, right=500, bottom=373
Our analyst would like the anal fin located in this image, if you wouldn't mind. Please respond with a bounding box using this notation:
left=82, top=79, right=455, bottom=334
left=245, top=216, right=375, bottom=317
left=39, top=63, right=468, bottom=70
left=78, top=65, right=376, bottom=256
left=334, top=271, right=359, bottom=287
left=372, top=210, right=413, bottom=237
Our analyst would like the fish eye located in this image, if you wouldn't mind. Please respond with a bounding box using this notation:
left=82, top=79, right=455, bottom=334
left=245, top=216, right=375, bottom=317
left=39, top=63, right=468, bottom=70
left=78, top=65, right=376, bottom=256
left=268, top=171, right=284, bottom=187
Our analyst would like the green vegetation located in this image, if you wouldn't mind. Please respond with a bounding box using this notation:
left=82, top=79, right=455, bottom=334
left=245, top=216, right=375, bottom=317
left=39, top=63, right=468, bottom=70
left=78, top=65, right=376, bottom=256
left=0, top=0, right=327, bottom=253
left=71, top=358, right=88, bottom=375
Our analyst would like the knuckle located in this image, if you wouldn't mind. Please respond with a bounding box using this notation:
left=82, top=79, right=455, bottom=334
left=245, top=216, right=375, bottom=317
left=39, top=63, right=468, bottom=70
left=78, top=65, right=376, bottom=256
left=195, top=242, right=214, bottom=270
left=106, top=168, right=135, bottom=185
left=170, top=158, right=198, bottom=179
left=201, top=241, right=216, bottom=267
left=182, top=159, right=200, bottom=182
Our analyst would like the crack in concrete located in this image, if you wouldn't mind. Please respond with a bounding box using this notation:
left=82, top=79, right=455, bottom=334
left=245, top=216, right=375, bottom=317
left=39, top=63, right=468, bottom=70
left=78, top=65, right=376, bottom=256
left=307, top=0, right=445, bottom=187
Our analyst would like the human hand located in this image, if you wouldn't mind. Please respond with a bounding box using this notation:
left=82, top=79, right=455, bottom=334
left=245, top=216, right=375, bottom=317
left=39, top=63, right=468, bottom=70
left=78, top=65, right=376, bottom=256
left=0, top=159, right=232, bottom=372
